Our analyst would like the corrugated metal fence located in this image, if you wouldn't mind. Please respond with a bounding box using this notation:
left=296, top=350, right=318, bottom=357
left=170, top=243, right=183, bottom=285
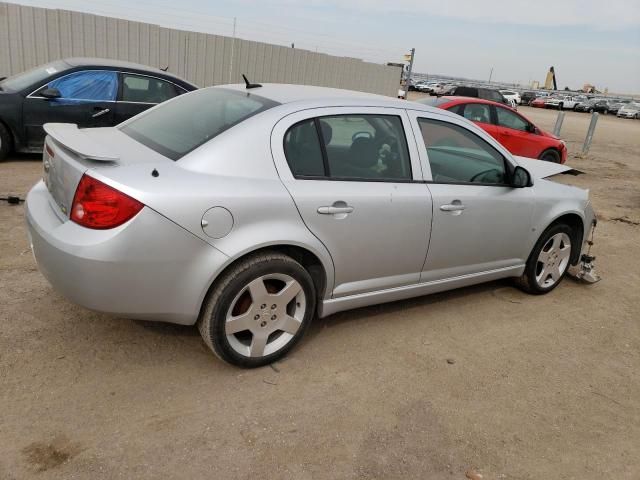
left=0, top=2, right=401, bottom=96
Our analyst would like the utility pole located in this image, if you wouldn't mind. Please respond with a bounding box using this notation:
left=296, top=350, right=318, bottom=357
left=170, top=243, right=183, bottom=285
left=229, top=17, right=237, bottom=83
left=404, top=48, right=415, bottom=95
left=488, top=67, right=494, bottom=83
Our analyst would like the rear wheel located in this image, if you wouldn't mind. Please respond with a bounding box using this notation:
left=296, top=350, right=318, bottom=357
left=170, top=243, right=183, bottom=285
left=558, top=103, right=564, bottom=110
left=0, top=123, right=12, bottom=161
left=198, top=252, right=316, bottom=368
left=539, top=148, right=561, bottom=163
left=515, top=223, right=573, bottom=295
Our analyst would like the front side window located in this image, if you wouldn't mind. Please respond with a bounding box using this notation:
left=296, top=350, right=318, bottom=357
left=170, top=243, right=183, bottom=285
left=42, top=70, right=118, bottom=101
left=121, top=88, right=279, bottom=160
left=495, top=107, right=529, bottom=132
left=284, top=114, right=412, bottom=181
left=461, top=103, right=491, bottom=124
left=418, top=118, right=507, bottom=185
left=121, top=73, right=180, bottom=103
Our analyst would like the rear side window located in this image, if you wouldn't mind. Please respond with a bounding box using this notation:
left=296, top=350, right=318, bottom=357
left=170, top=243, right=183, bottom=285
left=121, top=88, right=279, bottom=160
left=284, top=120, right=325, bottom=177
left=461, top=103, right=491, bottom=123
left=418, top=118, right=507, bottom=185
left=284, top=114, right=412, bottom=181
left=121, top=73, right=180, bottom=103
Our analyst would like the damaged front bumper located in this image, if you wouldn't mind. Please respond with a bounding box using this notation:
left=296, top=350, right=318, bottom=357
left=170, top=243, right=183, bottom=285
left=567, top=211, right=601, bottom=284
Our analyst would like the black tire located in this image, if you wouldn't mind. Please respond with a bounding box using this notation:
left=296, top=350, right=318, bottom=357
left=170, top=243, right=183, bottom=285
left=589, top=108, right=594, bottom=113
left=0, top=122, right=12, bottom=161
left=198, top=252, right=316, bottom=368
left=558, top=103, right=563, bottom=110
left=539, top=148, right=561, bottom=163
left=515, top=223, right=574, bottom=295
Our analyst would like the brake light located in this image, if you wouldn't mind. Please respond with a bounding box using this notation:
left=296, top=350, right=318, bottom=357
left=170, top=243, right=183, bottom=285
left=71, top=174, right=144, bottom=229
left=45, top=143, right=55, bottom=158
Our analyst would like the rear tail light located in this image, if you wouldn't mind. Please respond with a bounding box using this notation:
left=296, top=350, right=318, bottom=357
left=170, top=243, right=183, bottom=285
left=45, top=143, right=55, bottom=158
left=71, top=174, right=144, bottom=229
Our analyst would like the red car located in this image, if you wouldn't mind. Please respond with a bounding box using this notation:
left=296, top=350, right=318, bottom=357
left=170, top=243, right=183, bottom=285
left=530, top=96, right=548, bottom=108
left=418, top=96, right=567, bottom=163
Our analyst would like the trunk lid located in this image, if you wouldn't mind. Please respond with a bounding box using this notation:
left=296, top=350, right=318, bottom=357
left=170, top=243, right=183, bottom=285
left=42, top=123, right=170, bottom=218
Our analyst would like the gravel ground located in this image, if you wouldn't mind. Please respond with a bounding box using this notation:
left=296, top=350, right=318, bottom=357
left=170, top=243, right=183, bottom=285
left=1, top=102, right=639, bottom=479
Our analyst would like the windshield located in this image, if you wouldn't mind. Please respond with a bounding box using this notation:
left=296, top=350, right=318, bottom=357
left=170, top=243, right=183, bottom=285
left=0, top=60, right=69, bottom=92
left=121, top=87, right=280, bottom=161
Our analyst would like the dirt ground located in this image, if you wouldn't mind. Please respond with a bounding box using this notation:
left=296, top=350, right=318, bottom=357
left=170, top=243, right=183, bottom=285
left=1, top=100, right=639, bottom=480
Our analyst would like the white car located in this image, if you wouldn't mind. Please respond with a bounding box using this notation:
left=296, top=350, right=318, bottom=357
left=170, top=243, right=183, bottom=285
left=545, top=95, right=579, bottom=110
left=617, top=102, right=640, bottom=119
left=500, top=90, right=521, bottom=105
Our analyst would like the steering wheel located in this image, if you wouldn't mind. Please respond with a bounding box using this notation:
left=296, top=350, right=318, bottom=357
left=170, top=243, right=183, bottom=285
left=351, top=131, right=373, bottom=142
left=470, top=168, right=503, bottom=183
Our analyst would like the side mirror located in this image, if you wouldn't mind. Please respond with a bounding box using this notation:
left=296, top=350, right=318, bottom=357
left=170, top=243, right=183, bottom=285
left=511, top=166, right=532, bottom=188
left=40, top=87, right=61, bottom=99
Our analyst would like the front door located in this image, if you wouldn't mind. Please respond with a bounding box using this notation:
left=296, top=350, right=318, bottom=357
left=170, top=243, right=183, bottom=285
left=493, top=105, right=541, bottom=158
left=409, top=111, right=535, bottom=282
left=22, top=70, right=117, bottom=148
left=271, top=107, right=432, bottom=298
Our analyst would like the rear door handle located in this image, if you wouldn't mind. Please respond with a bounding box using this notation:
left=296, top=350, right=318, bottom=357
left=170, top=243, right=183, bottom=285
left=92, top=108, right=110, bottom=118
left=440, top=203, right=466, bottom=212
left=317, top=205, right=354, bottom=215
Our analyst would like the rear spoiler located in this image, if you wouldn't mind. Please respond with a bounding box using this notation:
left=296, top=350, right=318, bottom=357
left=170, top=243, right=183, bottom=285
left=43, top=123, right=120, bottom=161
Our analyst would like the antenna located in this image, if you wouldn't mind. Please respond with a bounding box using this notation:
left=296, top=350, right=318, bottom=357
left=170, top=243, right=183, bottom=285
left=242, top=74, right=262, bottom=89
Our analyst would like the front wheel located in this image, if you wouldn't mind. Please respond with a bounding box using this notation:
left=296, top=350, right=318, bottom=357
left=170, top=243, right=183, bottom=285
left=515, top=224, right=574, bottom=294
left=198, top=252, right=316, bottom=368
left=539, top=148, right=561, bottom=163
left=0, top=123, right=12, bottom=161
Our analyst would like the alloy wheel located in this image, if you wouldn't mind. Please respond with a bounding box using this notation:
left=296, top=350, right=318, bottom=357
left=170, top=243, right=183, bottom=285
left=224, top=274, right=306, bottom=358
left=535, top=232, right=571, bottom=288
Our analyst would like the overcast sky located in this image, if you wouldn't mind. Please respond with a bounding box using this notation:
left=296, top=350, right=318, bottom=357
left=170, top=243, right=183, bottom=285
left=8, top=0, right=640, bottom=93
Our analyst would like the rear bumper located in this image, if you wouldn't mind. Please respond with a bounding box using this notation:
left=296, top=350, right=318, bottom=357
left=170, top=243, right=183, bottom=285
left=25, top=180, right=228, bottom=325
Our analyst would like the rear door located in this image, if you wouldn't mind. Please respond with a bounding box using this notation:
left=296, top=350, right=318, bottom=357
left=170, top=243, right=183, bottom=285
left=457, top=102, right=501, bottom=140
left=271, top=107, right=432, bottom=298
left=22, top=70, right=117, bottom=148
left=493, top=105, right=540, bottom=158
left=113, top=72, right=184, bottom=124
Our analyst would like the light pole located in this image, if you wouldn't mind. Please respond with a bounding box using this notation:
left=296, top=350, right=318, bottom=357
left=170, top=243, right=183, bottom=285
left=488, top=67, right=494, bottom=83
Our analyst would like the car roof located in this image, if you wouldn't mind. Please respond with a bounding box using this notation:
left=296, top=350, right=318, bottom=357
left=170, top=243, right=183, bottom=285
left=62, top=57, right=197, bottom=87
left=220, top=83, right=396, bottom=104
left=209, top=83, right=465, bottom=121
left=435, top=96, right=509, bottom=108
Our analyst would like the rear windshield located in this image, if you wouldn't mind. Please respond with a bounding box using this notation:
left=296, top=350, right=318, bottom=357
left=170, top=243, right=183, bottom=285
left=415, top=97, right=451, bottom=107
left=120, top=88, right=279, bottom=160
left=0, top=60, right=69, bottom=92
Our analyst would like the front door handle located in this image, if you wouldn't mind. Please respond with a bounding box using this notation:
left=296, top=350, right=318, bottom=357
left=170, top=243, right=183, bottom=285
left=440, top=203, right=466, bottom=212
left=317, top=205, right=354, bottom=215
left=92, top=108, right=110, bottom=118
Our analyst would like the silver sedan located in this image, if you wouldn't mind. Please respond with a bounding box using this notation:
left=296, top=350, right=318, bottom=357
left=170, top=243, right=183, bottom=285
left=25, top=83, right=599, bottom=367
